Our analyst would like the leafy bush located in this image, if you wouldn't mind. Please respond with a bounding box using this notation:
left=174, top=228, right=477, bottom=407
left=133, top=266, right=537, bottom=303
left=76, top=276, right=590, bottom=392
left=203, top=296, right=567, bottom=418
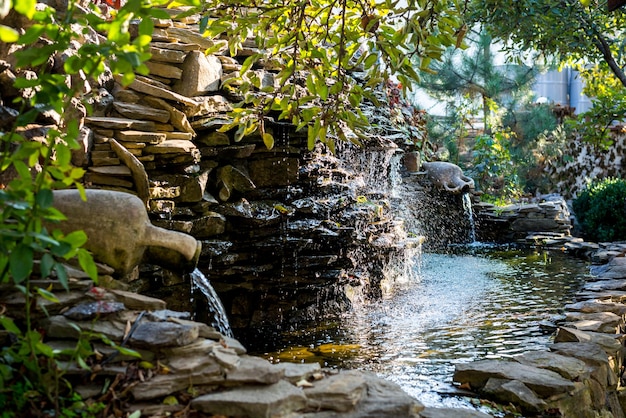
left=572, top=178, right=626, bottom=242
left=471, top=128, right=522, bottom=202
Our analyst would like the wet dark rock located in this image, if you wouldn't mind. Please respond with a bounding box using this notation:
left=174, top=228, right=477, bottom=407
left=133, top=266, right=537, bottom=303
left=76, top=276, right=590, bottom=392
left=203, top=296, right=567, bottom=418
left=63, top=301, right=125, bottom=320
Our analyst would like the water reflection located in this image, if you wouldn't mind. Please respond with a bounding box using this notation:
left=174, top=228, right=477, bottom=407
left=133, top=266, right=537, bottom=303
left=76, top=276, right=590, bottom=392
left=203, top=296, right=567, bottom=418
left=254, top=245, right=590, bottom=410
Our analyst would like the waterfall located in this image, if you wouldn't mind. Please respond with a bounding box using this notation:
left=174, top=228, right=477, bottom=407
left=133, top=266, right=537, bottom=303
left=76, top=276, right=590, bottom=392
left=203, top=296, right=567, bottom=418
left=190, top=268, right=234, bottom=337
left=462, top=192, right=476, bottom=243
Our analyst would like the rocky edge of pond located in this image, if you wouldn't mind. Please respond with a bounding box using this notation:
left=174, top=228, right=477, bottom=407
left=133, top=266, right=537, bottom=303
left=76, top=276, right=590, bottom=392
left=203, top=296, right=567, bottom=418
left=446, top=234, right=626, bottom=418
left=2, top=235, right=626, bottom=418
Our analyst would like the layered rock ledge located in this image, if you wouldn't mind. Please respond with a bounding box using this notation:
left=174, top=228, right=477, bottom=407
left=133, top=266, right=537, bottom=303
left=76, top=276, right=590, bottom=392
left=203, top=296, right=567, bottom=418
left=452, top=238, right=626, bottom=417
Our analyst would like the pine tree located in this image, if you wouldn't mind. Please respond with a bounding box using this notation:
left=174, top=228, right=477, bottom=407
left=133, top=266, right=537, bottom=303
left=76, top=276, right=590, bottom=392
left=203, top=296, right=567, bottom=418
left=418, top=27, right=538, bottom=134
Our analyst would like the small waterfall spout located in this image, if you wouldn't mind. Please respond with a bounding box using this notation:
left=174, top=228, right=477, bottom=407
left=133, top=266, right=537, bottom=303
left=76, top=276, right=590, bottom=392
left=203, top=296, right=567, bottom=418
left=190, top=268, right=234, bottom=337
left=462, top=192, right=476, bottom=243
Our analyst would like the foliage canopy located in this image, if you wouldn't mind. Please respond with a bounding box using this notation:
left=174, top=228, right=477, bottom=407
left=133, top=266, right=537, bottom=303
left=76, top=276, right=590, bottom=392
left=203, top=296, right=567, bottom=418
left=469, top=0, right=626, bottom=87
left=176, top=0, right=466, bottom=151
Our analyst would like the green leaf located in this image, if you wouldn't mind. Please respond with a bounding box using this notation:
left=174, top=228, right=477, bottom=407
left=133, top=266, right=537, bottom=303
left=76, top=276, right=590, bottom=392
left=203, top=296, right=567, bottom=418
left=35, top=189, right=53, bottom=209
left=40, top=253, right=54, bottom=278
left=0, top=25, right=18, bottom=42
left=128, top=411, right=142, bottom=418
left=115, top=345, right=142, bottom=358
left=77, top=249, right=98, bottom=283
left=240, top=53, right=260, bottom=75
left=0, top=316, right=22, bottom=335
left=9, top=244, right=33, bottom=283
left=76, top=354, right=91, bottom=371
left=63, top=230, right=88, bottom=248
left=55, top=263, right=69, bottom=290
left=307, top=124, right=316, bottom=150
left=36, top=287, right=59, bottom=303
left=262, top=132, right=274, bottom=150
left=14, top=0, right=36, bottom=19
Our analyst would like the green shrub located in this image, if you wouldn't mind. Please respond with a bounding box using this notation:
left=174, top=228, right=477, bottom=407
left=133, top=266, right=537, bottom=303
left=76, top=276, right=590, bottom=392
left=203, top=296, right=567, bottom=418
left=572, top=178, right=626, bottom=242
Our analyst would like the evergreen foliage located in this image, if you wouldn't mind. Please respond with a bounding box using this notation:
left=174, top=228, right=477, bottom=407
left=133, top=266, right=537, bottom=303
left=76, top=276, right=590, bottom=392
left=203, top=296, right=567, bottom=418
left=573, top=178, right=626, bottom=242
left=418, top=27, right=538, bottom=133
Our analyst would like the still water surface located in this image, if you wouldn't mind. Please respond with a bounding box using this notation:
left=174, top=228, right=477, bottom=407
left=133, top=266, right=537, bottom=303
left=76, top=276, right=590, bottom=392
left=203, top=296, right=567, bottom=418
left=254, top=245, right=591, bottom=411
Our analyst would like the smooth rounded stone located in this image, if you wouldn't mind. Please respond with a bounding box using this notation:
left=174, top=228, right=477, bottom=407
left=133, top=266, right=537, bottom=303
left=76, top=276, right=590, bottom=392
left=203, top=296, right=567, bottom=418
left=513, top=350, right=589, bottom=380
left=63, top=301, right=125, bottom=320
left=418, top=407, right=491, bottom=418
left=172, top=51, right=222, bottom=96
left=453, top=360, right=576, bottom=398
left=304, top=370, right=366, bottom=412
left=191, top=380, right=307, bottom=418
left=482, top=378, right=547, bottom=414
left=129, top=321, right=199, bottom=348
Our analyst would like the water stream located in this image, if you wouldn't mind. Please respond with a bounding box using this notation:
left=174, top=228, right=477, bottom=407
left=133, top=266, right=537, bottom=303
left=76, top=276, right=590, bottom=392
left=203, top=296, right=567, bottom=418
left=251, top=245, right=590, bottom=413
left=191, top=268, right=234, bottom=337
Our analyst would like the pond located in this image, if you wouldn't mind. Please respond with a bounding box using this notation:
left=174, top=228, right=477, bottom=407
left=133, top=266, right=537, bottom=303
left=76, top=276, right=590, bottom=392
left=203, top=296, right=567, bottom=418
left=249, top=245, right=591, bottom=413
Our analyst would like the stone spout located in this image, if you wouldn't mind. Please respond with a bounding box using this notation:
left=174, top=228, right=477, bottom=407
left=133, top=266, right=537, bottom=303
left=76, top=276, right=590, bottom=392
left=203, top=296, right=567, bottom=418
left=416, top=161, right=475, bottom=194
left=51, top=189, right=202, bottom=275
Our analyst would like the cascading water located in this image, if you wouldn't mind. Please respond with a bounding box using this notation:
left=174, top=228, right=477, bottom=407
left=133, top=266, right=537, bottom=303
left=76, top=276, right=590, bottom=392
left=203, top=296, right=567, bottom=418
left=190, top=268, right=234, bottom=337
left=462, top=192, right=476, bottom=243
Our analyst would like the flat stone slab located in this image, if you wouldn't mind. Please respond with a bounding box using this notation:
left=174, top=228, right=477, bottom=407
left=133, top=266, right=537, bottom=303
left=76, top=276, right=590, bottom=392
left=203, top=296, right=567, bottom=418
left=272, top=362, right=321, bottom=384
left=144, top=139, right=197, bottom=154
left=109, top=289, right=166, bottom=311
left=63, top=301, right=125, bottom=320
left=304, top=370, right=366, bottom=412
left=419, top=408, right=492, bottom=418
left=596, top=256, right=626, bottom=279
left=129, top=321, right=199, bottom=348
left=583, top=279, right=626, bottom=292
left=301, top=372, right=424, bottom=417
left=483, top=378, right=547, bottom=413
left=565, top=300, right=626, bottom=316
left=513, top=350, right=589, bottom=380
left=117, top=130, right=167, bottom=144
left=191, top=380, right=307, bottom=418
left=224, top=355, right=284, bottom=385
left=85, top=116, right=156, bottom=131
left=555, top=327, right=622, bottom=355
left=453, top=360, right=576, bottom=398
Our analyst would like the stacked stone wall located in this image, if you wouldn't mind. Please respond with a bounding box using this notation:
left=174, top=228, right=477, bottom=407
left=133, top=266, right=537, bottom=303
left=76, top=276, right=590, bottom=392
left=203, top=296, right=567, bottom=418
left=0, top=7, right=408, bottom=337
left=547, top=126, right=626, bottom=199
left=474, top=195, right=572, bottom=242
